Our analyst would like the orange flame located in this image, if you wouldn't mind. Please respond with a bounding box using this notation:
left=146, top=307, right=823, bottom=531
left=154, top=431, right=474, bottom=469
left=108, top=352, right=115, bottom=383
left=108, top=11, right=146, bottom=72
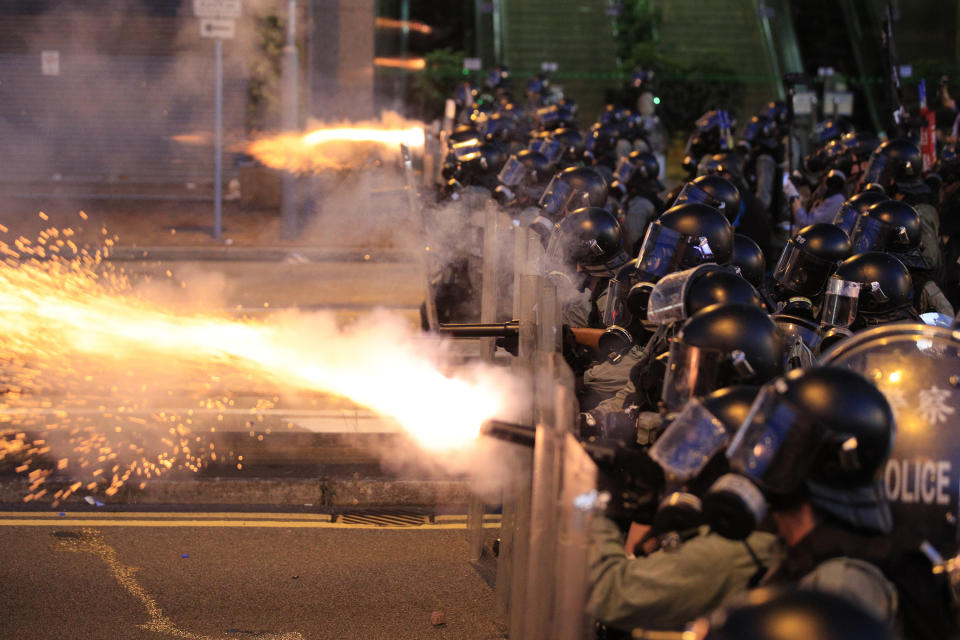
left=374, top=57, right=427, bottom=71
left=375, top=17, right=433, bottom=34
left=245, top=113, right=425, bottom=173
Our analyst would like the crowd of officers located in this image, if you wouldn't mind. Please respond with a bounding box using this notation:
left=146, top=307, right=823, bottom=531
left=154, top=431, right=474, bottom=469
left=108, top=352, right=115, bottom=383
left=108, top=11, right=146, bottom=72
left=429, top=67, right=960, bottom=639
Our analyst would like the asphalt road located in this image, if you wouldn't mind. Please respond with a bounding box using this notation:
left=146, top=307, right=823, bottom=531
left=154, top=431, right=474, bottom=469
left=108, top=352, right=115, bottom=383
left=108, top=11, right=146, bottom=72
left=0, top=510, right=503, bottom=640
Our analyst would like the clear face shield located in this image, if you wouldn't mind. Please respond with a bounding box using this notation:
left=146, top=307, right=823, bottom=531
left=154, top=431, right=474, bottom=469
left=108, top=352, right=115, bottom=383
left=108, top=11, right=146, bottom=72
left=645, top=264, right=717, bottom=325
left=832, top=202, right=861, bottom=235
left=850, top=215, right=908, bottom=254
left=538, top=176, right=585, bottom=218
left=726, top=383, right=823, bottom=494
left=497, top=156, right=528, bottom=187
left=649, top=398, right=731, bottom=482
left=602, top=277, right=632, bottom=327
left=635, top=223, right=716, bottom=283
left=613, top=156, right=637, bottom=184
left=772, top=240, right=836, bottom=296
left=861, top=153, right=889, bottom=186
left=451, top=138, right=482, bottom=162
left=661, top=340, right=756, bottom=413
left=538, top=139, right=565, bottom=165
left=675, top=182, right=725, bottom=212
left=820, top=276, right=862, bottom=329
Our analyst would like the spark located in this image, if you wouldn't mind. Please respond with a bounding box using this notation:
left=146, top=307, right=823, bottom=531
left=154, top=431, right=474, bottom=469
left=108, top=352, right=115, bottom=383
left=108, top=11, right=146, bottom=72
left=0, top=219, right=509, bottom=504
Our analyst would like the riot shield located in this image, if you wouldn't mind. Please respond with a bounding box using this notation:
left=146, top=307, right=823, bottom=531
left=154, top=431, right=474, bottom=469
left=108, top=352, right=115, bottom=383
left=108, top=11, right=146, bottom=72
left=820, top=323, right=960, bottom=555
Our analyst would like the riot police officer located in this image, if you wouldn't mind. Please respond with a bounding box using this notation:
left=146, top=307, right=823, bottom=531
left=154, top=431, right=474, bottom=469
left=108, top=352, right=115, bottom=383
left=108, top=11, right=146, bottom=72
left=587, top=386, right=780, bottom=632
left=819, top=252, right=919, bottom=330
left=850, top=199, right=953, bottom=316
left=609, top=150, right=665, bottom=252
left=703, top=366, right=957, bottom=638
left=546, top=206, right=629, bottom=329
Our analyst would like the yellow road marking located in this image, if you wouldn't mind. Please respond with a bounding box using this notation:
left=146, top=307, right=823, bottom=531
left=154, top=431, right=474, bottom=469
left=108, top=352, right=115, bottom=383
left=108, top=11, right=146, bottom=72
left=3, top=517, right=501, bottom=529
left=55, top=529, right=304, bottom=640
left=0, top=511, right=333, bottom=521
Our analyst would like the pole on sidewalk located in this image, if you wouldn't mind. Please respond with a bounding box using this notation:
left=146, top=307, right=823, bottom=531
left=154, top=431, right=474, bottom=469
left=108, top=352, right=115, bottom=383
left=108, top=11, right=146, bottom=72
left=214, top=37, right=224, bottom=241
left=280, top=0, right=299, bottom=240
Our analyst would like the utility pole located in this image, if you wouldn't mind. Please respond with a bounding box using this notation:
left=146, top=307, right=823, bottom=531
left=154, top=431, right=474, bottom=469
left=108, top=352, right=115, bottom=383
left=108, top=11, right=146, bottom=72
left=280, top=0, right=299, bottom=240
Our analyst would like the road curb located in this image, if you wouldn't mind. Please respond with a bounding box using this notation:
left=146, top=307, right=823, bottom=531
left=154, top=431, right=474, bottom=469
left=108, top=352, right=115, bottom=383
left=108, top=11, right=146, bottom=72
left=106, top=246, right=418, bottom=263
left=0, top=477, right=472, bottom=508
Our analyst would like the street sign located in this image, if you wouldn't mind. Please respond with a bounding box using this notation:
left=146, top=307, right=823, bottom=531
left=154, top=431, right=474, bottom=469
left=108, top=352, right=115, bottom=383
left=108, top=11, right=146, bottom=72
left=193, top=0, right=241, bottom=19
left=201, top=18, right=236, bottom=39
left=462, top=57, right=482, bottom=71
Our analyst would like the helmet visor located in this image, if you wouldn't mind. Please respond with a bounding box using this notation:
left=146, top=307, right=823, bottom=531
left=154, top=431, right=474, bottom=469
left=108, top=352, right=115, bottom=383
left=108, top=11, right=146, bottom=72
left=675, top=182, right=724, bottom=212
left=636, top=222, right=716, bottom=282
left=497, top=156, right=527, bottom=187
left=820, top=277, right=862, bottom=328
left=772, top=240, right=836, bottom=297
left=862, top=153, right=889, bottom=186
left=832, top=202, right=861, bottom=235
left=650, top=398, right=731, bottom=481
left=537, top=106, right=560, bottom=128
left=602, top=278, right=632, bottom=327
left=850, top=215, right=888, bottom=253
left=646, top=264, right=714, bottom=325
left=538, top=175, right=577, bottom=217
left=661, top=340, right=725, bottom=413
left=613, top=156, right=637, bottom=184
left=726, top=384, right=822, bottom=494
left=538, top=139, right=565, bottom=164
left=451, top=138, right=482, bottom=161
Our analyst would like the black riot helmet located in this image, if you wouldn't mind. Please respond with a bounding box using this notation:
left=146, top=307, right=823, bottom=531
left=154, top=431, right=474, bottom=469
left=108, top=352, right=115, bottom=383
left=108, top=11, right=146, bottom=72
left=731, top=234, right=766, bottom=289
left=534, top=103, right=576, bottom=131
left=741, top=114, right=779, bottom=152
left=674, top=174, right=743, bottom=224
left=661, top=303, right=783, bottom=413
left=820, top=252, right=915, bottom=330
left=772, top=224, right=851, bottom=300
left=704, top=588, right=892, bottom=640
left=705, top=366, right=894, bottom=540
left=545, top=206, right=627, bottom=277
left=455, top=141, right=507, bottom=184
left=861, top=138, right=922, bottom=192
left=493, top=149, right=552, bottom=207
left=538, top=166, right=608, bottom=219
left=497, top=149, right=551, bottom=188
left=804, top=138, right=844, bottom=174
left=836, top=131, right=881, bottom=175
left=850, top=199, right=922, bottom=255
left=610, top=150, right=661, bottom=200
left=583, top=124, right=622, bottom=167
left=635, top=203, right=734, bottom=284
left=548, top=127, right=585, bottom=164
left=811, top=118, right=855, bottom=146
left=646, top=264, right=763, bottom=325
left=831, top=190, right=890, bottom=235
left=479, top=111, right=523, bottom=145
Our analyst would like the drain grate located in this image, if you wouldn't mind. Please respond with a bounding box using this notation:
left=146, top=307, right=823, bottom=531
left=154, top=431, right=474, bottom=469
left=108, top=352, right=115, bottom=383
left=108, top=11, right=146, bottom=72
left=339, top=509, right=427, bottom=527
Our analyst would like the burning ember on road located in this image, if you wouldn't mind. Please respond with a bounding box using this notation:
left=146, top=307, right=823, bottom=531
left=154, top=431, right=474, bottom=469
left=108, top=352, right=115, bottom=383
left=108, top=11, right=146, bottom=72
left=0, top=214, right=508, bottom=505
left=245, top=111, right=425, bottom=173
